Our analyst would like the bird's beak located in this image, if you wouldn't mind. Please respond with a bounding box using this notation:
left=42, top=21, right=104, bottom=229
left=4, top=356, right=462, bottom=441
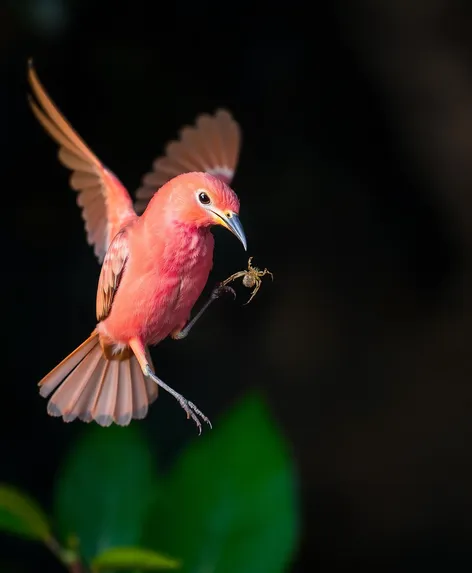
left=209, top=210, right=247, bottom=251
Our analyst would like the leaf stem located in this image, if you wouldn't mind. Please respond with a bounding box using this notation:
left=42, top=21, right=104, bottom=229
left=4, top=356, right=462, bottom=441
left=45, top=535, right=88, bottom=573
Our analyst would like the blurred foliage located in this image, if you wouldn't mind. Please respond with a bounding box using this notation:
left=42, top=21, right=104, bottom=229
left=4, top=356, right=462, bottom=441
left=0, top=392, right=298, bottom=572
left=54, top=424, right=156, bottom=563
left=0, top=485, right=51, bottom=542
left=142, top=394, right=297, bottom=573
left=91, top=547, right=179, bottom=572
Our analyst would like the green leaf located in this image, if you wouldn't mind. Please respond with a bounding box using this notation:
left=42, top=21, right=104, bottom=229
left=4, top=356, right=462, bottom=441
left=91, top=546, right=180, bottom=571
left=142, top=392, right=299, bottom=573
left=54, top=425, right=157, bottom=564
left=0, top=484, right=51, bottom=542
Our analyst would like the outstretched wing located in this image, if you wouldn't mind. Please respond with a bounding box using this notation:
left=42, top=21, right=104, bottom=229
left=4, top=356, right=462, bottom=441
left=134, top=109, right=241, bottom=215
left=28, top=61, right=137, bottom=263
left=96, top=228, right=130, bottom=322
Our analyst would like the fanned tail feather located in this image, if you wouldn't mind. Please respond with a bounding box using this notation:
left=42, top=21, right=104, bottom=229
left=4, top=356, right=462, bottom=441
left=38, top=333, right=157, bottom=426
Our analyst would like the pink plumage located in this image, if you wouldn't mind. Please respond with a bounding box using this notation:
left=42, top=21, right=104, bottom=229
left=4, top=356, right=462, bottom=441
left=28, top=61, right=246, bottom=431
left=97, top=173, right=239, bottom=347
left=134, top=109, right=241, bottom=214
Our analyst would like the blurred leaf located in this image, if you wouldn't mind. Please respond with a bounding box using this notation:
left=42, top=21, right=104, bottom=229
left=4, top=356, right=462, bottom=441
left=0, top=484, right=51, bottom=542
left=91, top=546, right=180, bottom=571
left=143, top=392, right=299, bottom=573
left=54, top=425, right=156, bottom=564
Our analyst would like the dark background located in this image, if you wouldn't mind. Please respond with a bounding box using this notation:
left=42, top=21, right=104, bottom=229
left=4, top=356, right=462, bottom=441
left=2, top=0, right=472, bottom=570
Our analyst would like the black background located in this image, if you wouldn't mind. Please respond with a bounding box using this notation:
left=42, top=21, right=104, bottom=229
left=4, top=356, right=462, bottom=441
left=2, top=0, right=472, bottom=571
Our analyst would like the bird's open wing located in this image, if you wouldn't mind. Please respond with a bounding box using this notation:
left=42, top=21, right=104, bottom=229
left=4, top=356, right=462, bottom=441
left=28, top=62, right=137, bottom=263
left=96, top=228, right=130, bottom=321
left=134, top=109, right=241, bottom=215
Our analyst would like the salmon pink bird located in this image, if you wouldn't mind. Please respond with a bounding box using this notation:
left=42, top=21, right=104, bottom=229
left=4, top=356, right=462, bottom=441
left=28, top=61, right=246, bottom=433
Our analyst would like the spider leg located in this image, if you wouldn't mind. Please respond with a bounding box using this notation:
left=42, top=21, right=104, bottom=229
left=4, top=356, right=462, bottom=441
left=221, top=271, right=247, bottom=287
left=244, top=280, right=261, bottom=305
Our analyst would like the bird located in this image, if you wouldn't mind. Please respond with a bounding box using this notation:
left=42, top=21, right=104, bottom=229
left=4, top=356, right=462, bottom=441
left=27, top=61, right=246, bottom=432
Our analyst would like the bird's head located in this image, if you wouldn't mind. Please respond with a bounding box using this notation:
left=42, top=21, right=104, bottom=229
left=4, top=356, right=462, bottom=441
left=164, top=172, right=247, bottom=250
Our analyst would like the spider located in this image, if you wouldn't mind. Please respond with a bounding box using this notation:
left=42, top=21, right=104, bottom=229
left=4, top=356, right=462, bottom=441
left=220, top=257, right=273, bottom=305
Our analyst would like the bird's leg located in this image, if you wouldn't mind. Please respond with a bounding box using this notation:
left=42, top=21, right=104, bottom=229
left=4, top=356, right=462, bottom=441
left=129, top=338, right=212, bottom=434
left=142, top=367, right=212, bottom=434
left=172, top=284, right=236, bottom=340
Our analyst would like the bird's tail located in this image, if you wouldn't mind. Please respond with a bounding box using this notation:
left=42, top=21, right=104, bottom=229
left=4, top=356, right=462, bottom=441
left=38, top=332, right=158, bottom=427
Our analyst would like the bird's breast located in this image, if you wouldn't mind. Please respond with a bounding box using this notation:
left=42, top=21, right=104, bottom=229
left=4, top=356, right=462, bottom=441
left=101, top=225, right=214, bottom=346
left=146, top=229, right=214, bottom=343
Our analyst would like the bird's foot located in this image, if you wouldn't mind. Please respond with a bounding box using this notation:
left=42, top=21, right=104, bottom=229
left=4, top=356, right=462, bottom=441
left=179, top=397, right=212, bottom=434
left=211, top=284, right=236, bottom=301
left=143, top=365, right=211, bottom=434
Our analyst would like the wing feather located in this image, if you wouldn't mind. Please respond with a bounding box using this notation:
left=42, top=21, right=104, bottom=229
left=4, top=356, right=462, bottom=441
left=96, top=228, right=130, bottom=321
left=134, top=109, right=241, bottom=215
left=28, top=61, right=137, bottom=262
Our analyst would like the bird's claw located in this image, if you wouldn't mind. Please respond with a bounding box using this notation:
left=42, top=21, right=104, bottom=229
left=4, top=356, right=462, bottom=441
left=211, top=284, right=236, bottom=301
left=143, top=365, right=211, bottom=434
left=179, top=398, right=212, bottom=435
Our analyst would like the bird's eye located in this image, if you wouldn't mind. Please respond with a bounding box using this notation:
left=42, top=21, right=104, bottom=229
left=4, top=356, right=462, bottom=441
left=198, top=191, right=211, bottom=205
